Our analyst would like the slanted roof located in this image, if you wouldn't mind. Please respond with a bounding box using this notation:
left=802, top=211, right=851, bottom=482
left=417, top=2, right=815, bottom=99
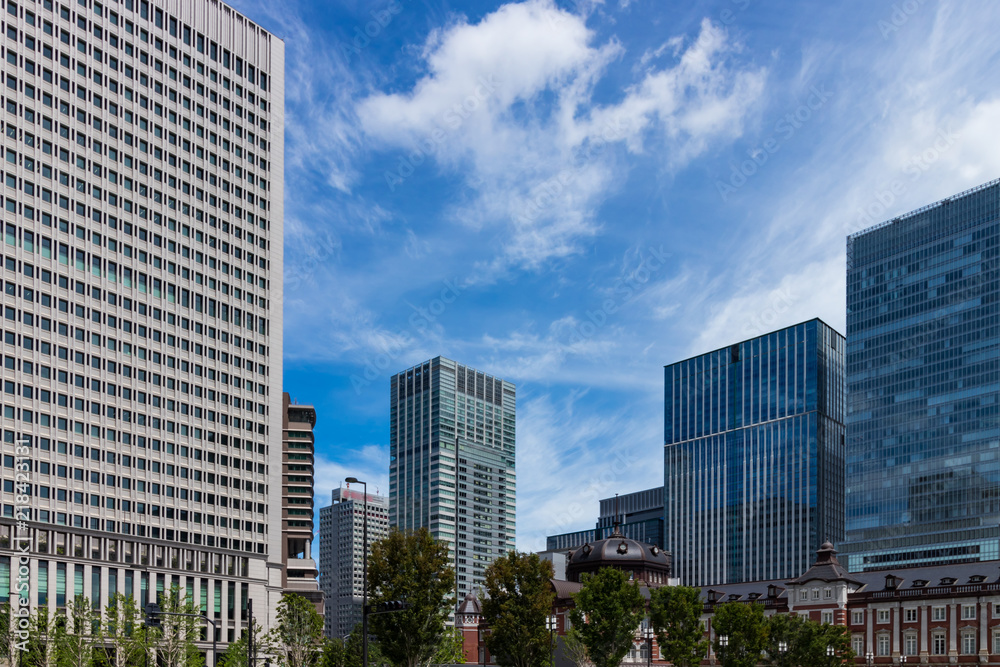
left=786, top=542, right=863, bottom=586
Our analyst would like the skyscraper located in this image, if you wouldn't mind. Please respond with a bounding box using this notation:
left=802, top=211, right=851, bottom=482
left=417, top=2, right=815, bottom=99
left=389, top=357, right=515, bottom=602
left=318, top=487, right=389, bottom=640
left=281, top=395, right=321, bottom=613
left=843, top=179, right=1000, bottom=571
left=0, top=0, right=284, bottom=651
left=664, top=319, right=845, bottom=586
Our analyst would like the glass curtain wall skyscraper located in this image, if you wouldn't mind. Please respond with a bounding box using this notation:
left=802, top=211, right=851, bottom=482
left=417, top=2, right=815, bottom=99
left=843, top=179, right=1000, bottom=571
left=390, top=357, right=515, bottom=601
left=0, top=0, right=284, bottom=647
left=664, top=319, right=845, bottom=586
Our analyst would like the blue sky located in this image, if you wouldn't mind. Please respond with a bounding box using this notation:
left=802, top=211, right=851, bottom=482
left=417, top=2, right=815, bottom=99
left=228, top=0, right=1000, bottom=552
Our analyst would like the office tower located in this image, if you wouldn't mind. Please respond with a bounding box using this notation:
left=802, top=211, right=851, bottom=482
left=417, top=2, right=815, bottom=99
left=843, top=180, right=1000, bottom=571
left=596, top=486, right=664, bottom=546
left=390, top=357, right=516, bottom=602
left=318, top=487, right=389, bottom=640
left=281, top=394, right=321, bottom=613
left=0, top=0, right=284, bottom=652
left=545, top=486, right=664, bottom=552
left=664, top=319, right=845, bottom=586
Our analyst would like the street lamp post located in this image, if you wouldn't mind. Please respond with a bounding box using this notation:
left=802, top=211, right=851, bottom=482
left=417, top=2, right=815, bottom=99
left=345, top=477, right=369, bottom=667
left=547, top=614, right=557, bottom=667
left=865, top=650, right=874, bottom=666
left=719, top=635, right=729, bottom=667
left=643, top=622, right=654, bottom=667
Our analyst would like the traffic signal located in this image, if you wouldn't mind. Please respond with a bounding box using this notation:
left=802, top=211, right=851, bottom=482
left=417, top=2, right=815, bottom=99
left=145, top=603, right=162, bottom=629
left=376, top=601, right=411, bottom=613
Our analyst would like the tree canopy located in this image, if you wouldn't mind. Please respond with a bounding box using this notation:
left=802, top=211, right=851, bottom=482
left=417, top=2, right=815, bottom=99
left=481, top=552, right=555, bottom=667
left=367, top=527, right=455, bottom=667
left=710, top=603, right=767, bottom=667
left=270, top=594, right=324, bottom=667
left=648, top=586, right=707, bottom=667
left=568, top=569, right=644, bottom=667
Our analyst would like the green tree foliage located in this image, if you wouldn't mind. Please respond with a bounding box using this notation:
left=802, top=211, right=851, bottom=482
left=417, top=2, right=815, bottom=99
left=431, top=629, right=465, bottom=666
left=560, top=629, right=592, bottom=667
left=54, top=597, right=98, bottom=667
left=762, top=614, right=852, bottom=667
left=103, top=595, right=149, bottom=667
left=367, top=528, right=454, bottom=667
left=710, top=603, right=767, bottom=667
left=0, top=603, right=24, bottom=667
left=21, top=607, right=54, bottom=667
left=319, top=623, right=385, bottom=667
left=481, top=552, right=555, bottom=667
left=648, top=586, right=708, bottom=667
left=220, top=620, right=271, bottom=667
left=568, top=569, right=644, bottom=667
left=151, top=587, right=203, bottom=667
left=270, top=594, right=324, bottom=667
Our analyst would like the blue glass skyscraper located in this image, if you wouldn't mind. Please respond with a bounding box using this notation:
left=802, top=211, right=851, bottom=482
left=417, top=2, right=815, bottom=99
left=664, top=319, right=845, bottom=586
left=843, top=180, right=1000, bottom=571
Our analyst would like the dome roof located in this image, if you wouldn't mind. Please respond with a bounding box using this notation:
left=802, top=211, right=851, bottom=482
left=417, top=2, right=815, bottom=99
left=457, top=591, right=481, bottom=615
left=565, top=527, right=671, bottom=583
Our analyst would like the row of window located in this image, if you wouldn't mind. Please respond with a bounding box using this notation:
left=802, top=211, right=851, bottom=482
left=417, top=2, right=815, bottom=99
left=851, top=629, right=996, bottom=657
left=850, top=603, right=993, bottom=625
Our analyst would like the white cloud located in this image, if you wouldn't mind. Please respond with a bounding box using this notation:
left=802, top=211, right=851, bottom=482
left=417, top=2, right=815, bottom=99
left=359, top=1, right=766, bottom=278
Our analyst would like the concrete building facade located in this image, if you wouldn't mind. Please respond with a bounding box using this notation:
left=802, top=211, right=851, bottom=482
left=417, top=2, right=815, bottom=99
left=318, top=486, right=389, bottom=640
left=0, top=0, right=285, bottom=657
left=280, top=394, right=321, bottom=613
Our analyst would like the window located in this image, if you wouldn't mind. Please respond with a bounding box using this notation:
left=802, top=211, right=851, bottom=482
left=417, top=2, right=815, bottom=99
left=904, top=608, right=917, bottom=622
left=932, top=606, right=947, bottom=621
left=878, top=609, right=890, bottom=623
left=822, top=611, right=833, bottom=625
left=962, top=631, right=976, bottom=655
left=824, top=588, right=833, bottom=599
left=993, top=630, right=1000, bottom=655
left=798, top=590, right=808, bottom=602
left=904, top=634, right=917, bottom=656
left=877, top=634, right=890, bottom=656
left=852, top=635, right=864, bottom=657
left=962, top=604, right=977, bottom=620
left=852, top=610, right=864, bottom=625
left=933, top=632, right=946, bottom=655
left=811, top=588, right=820, bottom=601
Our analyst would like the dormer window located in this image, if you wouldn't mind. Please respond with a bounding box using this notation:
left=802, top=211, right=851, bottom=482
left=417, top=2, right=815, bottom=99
left=969, top=575, right=987, bottom=584
left=885, top=575, right=901, bottom=590
left=747, top=592, right=761, bottom=600
left=911, top=580, right=928, bottom=588
left=728, top=594, right=741, bottom=601
left=767, top=584, right=779, bottom=599
left=707, top=590, right=720, bottom=604
left=940, top=577, right=957, bottom=586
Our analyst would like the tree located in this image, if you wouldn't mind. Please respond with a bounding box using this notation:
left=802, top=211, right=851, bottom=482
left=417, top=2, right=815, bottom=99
left=0, top=603, right=24, bottom=667
left=219, top=619, right=271, bottom=667
left=367, top=528, right=454, bottom=667
left=270, top=594, right=323, bottom=667
left=568, top=569, right=644, bottom=667
left=431, top=628, right=465, bottom=666
left=761, top=613, right=803, bottom=667
left=151, top=587, right=203, bottom=667
left=763, top=614, right=853, bottom=667
left=560, top=629, right=592, bottom=667
left=103, top=595, right=149, bottom=667
left=710, top=603, right=767, bottom=667
left=481, top=552, right=555, bottom=667
left=21, top=607, right=54, bottom=667
left=648, top=586, right=708, bottom=667
left=54, top=597, right=98, bottom=667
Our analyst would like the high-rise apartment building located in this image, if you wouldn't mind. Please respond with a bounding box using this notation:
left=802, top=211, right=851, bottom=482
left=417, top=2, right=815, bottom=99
left=664, top=319, right=845, bottom=586
left=390, top=357, right=516, bottom=602
left=318, top=487, right=389, bottom=640
left=0, top=0, right=284, bottom=654
left=281, top=394, right=321, bottom=613
left=843, top=179, right=1000, bottom=571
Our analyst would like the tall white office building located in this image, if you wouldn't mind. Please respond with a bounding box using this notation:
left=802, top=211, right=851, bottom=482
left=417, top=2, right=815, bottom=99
left=318, top=487, right=389, bottom=640
left=0, top=0, right=284, bottom=658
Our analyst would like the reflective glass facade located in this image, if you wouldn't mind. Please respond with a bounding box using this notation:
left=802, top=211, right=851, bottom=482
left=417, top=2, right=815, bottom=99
left=664, top=319, right=845, bottom=586
left=844, top=180, right=1000, bottom=571
left=389, top=357, right=515, bottom=600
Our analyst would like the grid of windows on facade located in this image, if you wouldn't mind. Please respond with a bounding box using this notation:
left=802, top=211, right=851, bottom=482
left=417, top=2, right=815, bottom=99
left=0, top=0, right=283, bottom=592
left=843, top=179, right=1000, bottom=571
left=389, top=357, right=515, bottom=603
left=664, top=319, right=845, bottom=586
